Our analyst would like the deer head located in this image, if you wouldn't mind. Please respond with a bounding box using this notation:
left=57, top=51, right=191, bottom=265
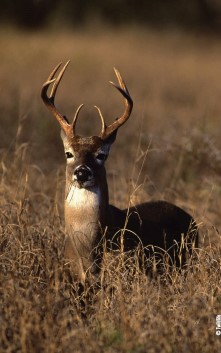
left=41, top=61, right=133, bottom=189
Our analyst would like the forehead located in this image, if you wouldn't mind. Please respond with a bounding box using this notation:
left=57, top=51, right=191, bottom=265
left=70, top=136, right=103, bottom=152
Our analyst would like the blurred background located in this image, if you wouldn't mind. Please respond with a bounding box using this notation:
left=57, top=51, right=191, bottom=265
left=1, top=0, right=221, bottom=31
left=0, top=0, right=220, bottom=229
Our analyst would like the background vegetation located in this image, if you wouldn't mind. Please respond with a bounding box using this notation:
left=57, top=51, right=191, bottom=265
left=0, top=2, right=221, bottom=352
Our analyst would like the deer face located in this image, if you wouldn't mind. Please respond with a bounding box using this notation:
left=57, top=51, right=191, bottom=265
left=61, top=132, right=117, bottom=189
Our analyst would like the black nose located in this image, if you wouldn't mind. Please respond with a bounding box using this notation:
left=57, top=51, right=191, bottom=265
left=74, top=165, right=93, bottom=183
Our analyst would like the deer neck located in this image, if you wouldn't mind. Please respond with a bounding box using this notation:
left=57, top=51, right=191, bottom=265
left=64, top=176, right=109, bottom=280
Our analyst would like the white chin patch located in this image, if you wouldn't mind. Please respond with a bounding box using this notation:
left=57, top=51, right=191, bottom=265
left=77, top=181, right=94, bottom=189
left=72, top=176, right=94, bottom=189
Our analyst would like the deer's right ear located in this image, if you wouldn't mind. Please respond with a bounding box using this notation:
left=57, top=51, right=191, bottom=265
left=60, top=129, right=69, bottom=148
left=60, top=129, right=66, bottom=140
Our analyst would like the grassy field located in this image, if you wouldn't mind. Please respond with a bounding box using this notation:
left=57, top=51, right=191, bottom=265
left=0, top=27, right=221, bottom=352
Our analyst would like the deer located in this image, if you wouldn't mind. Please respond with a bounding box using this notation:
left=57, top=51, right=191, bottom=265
left=41, top=61, right=198, bottom=284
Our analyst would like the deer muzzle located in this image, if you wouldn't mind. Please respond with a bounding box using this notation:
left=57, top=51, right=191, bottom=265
left=73, top=165, right=93, bottom=187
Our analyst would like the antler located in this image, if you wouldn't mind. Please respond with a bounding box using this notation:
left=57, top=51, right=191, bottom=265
left=95, top=68, right=133, bottom=140
left=41, top=62, right=133, bottom=140
left=41, top=61, right=83, bottom=139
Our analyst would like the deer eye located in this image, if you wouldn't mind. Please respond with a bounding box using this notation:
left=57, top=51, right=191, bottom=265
left=65, top=152, right=73, bottom=159
left=96, top=153, right=107, bottom=162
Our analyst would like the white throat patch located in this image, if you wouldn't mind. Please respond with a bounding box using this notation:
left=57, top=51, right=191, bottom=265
left=66, top=185, right=101, bottom=209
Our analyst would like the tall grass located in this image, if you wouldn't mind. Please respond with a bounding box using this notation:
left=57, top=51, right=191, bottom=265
left=0, top=27, right=220, bottom=352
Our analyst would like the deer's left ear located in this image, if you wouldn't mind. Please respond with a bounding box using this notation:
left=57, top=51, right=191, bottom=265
left=102, top=129, right=118, bottom=147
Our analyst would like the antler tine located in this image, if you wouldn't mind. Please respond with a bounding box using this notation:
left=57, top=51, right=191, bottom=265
left=71, top=104, right=84, bottom=134
left=101, top=68, right=133, bottom=139
left=112, top=67, right=130, bottom=95
left=47, top=62, right=62, bottom=81
left=94, top=106, right=106, bottom=137
left=50, top=60, right=70, bottom=102
left=41, top=61, right=73, bottom=137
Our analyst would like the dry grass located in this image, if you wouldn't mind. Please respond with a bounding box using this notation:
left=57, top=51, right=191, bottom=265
left=0, top=27, right=221, bottom=352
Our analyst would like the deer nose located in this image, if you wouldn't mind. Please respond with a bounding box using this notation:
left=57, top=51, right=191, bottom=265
left=74, top=165, right=93, bottom=182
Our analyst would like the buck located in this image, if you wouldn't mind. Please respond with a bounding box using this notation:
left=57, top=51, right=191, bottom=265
left=41, top=61, right=198, bottom=283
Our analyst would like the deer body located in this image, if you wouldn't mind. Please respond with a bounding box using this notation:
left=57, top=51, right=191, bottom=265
left=41, top=61, right=198, bottom=283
